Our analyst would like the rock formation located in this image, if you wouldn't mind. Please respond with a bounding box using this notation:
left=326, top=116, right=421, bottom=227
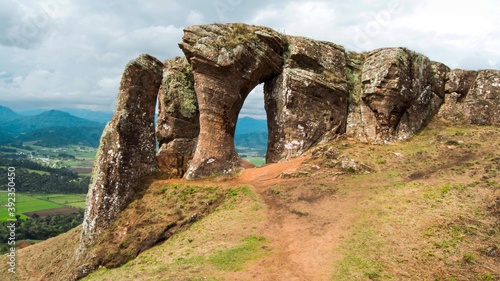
left=78, top=54, right=163, bottom=252
left=179, top=23, right=286, bottom=179
left=73, top=23, right=500, bottom=278
left=154, top=23, right=500, bottom=177
left=438, top=69, right=500, bottom=125
left=156, top=56, right=198, bottom=177
left=265, top=36, right=348, bottom=162
left=346, top=48, right=446, bottom=143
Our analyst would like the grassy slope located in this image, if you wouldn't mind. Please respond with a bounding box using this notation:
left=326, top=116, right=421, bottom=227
left=327, top=120, right=500, bottom=280
left=83, top=186, right=267, bottom=281
left=1, top=119, right=499, bottom=280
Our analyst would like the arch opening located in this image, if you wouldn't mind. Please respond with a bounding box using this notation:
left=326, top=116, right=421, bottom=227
left=234, top=84, right=268, bottom=167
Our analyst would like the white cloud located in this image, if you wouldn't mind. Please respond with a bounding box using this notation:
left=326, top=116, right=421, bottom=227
left=186, top=10, right=205, bottom=26
left=240, top=84, right=266, bottom=120
left=107, top=25, right=184, bottom=60
left=251, top=1, right=337, bottom=39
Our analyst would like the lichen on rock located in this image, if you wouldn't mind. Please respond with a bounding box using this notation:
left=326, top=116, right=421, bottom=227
left=439, top=69, right=500, bottom=125
left=265, top=35, right=349, bottom=162
left=156, top=57, right=199, bottom=177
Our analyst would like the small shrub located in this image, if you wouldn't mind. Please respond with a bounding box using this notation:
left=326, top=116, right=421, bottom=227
left=463, top=252, right=475, bottom=263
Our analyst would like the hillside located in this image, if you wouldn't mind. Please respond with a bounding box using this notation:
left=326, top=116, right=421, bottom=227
left=16, top=126, right=104, bottom=147
left=0, top=110, right=102, bottom=134
left=0, top=105, right=20, bottom=122
left=4, top=119, right=499, bottom=280
left=235, top=117, right=267, bottom=135
left=17, top=108, right=113, bottom=124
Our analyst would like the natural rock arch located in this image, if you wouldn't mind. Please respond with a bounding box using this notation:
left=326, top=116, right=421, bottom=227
left=179, top=23, right=286, bottom=179
left=73, top=23, right=500, bottom=278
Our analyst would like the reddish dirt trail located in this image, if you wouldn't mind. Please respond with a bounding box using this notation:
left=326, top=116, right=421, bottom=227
left=225, top=157, right=363, bottom=281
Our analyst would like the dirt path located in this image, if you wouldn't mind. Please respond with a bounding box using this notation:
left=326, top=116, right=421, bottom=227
left=225, top=157, right=364, bottom=281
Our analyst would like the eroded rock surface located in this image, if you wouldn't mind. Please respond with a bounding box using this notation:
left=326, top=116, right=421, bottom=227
left=439, top=69, right=500, bottom=125
left=265, top=36, right=348, bottom=162
left=156, top=57, right=199, bottom=177
left=179, top=23, right=286, bottom=179
left=78, top=54, right=163, bottom=257
left=347, top=48, right=448, bottom=143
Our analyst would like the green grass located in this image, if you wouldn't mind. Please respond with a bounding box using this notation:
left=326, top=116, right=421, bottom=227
left=31, top=194, right=87, bottom=208
left=208, top=235, right=267, bottom=271
left=0, top=193, right=87, bottom=220
left=332, top=224, right=387, bottom=280
left=0, top=193, right=61, bottom=220
left=246, top=157, right=266, bottom=167
left=25, top=168, right=50, bottom=175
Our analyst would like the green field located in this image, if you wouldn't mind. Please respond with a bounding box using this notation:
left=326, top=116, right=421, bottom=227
left=31, top=194, right=87, bottom=209
left=246, top=157, right=266, bottom=167
left=0, top=193, right=87, bottom=220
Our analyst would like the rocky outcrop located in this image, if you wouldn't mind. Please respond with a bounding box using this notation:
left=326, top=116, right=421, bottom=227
left=71, top=23, right=500, bottom=278
left=439, top=69, right=500, bottom=125
left=346, top=48, right=447, bottom=143
left=156, top=57, right=198, bottom=177
left=265, top=36, right=348, bottom=162
left=179, top=23, right=286, bottom=179
left=78, top=54, right=163, bottom=254
left=167, top=23, right=500, bottom=177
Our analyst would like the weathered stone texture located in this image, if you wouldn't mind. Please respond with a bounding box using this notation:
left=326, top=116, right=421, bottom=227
left=439, top=69, right=500, bottom=125
left=179, top=23, right=286, bottom=179
left=156, top=57, right=199, bottom=177
left=79, top=54, right=163, bottom=248
left=71, top=23, right=500, bottom=278
left=347, top=48, right=447, bottom=143
left=265, top=36, right=348, bottom=162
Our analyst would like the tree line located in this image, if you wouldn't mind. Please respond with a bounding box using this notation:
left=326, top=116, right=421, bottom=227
left=0, top=211, right=84, bottom=254
left=0, top=159, right=89, bottom=193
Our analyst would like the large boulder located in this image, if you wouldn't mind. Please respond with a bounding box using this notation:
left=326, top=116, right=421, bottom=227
left=264, top=36, right=348, bottom=162
left=78, top=54, right=163, bottom=254
left=179, top=23, right=286, bottom=179
left=156, top=57, right=199, bottom=177
left=439, top=69, right=500, bottom=125
left=346, top=48, right=446, bottom=143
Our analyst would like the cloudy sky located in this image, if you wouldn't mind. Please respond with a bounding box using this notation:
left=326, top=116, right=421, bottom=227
left=1, top=0, right=499, bottom=119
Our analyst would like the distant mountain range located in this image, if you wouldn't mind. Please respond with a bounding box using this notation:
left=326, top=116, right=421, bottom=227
left=0, top=105, right=268, bottom=149
left=2, top=110, right=103, bottom=134
left=16, top=108, right=113, bottom=124
left=235, top=117, right=267, bottom=135
left=0, top=105, right=106, bottom=147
